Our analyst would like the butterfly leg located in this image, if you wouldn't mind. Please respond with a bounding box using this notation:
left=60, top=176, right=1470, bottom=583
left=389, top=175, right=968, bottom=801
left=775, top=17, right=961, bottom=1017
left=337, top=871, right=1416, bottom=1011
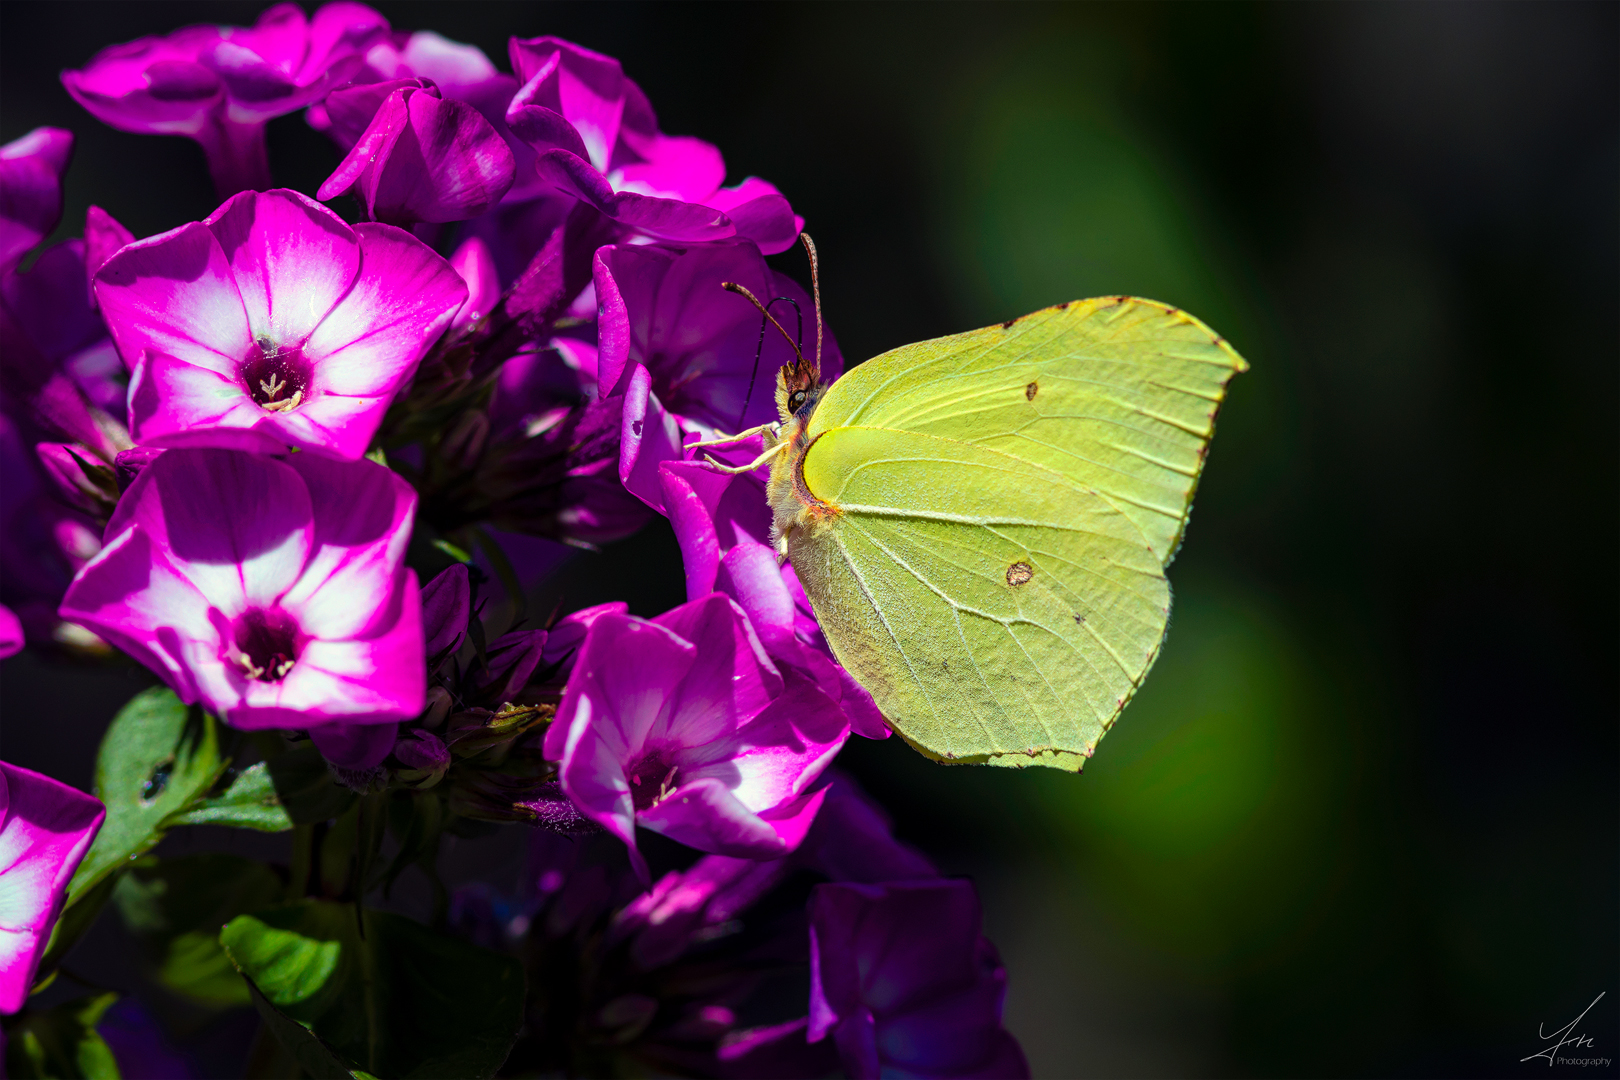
left=702, top=441, right=788, bottom=475
left=689, top=422, right=780, bottom=449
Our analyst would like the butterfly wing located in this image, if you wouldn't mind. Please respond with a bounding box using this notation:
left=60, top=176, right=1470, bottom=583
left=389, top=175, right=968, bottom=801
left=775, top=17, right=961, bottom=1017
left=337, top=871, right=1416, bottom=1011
left=787, top=297, right=1247, bottom=769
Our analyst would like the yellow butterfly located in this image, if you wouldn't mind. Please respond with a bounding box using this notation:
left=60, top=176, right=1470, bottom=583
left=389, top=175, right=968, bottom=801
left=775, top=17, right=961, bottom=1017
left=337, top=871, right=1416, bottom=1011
left=702, top=237, right=1247, bottom=771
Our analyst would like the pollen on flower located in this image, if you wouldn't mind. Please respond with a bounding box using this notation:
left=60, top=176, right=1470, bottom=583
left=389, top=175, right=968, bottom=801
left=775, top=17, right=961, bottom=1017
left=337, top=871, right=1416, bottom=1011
left=231, top=607, right=301, bottom=683
left=242, top=338, right=311, bottom=413
left=628, top=750, right=680, bottom=811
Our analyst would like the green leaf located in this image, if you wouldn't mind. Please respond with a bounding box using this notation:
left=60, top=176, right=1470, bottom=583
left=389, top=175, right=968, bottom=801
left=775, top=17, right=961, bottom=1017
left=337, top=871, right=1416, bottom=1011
left=239, top=975, right=360, bottom=1080
left=164, top=760, right=293, bottom=832
left=113, top=854, right=284, bottom=1008
left=2, top=992, right=120, bottom=1079
left=220, top=901, right=525, bottom=1079
left=68, top=688, right=225, bottom=905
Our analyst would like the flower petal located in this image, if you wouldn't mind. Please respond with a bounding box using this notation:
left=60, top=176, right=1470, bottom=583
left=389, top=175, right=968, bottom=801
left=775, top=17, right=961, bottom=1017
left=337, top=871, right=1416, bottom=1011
left=277, top=454, right=415, bottom=640
left=303, top=222, right=466, bottom=394
left=127, top=350, right=288, bottom=455
left=109, top=447, right=313, bottom=615
left=205, top=189, right=359, bottom=346
left=229, top=569, right=424, bottom=729
left=636, top=776, right=784, bottom=859
left=94, top=221, right=253, bottom=376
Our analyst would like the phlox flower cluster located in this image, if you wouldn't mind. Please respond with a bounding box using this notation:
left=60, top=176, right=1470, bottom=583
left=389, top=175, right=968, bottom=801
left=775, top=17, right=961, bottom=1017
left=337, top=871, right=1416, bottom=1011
left=0, top=6, right=1028, bottom=1076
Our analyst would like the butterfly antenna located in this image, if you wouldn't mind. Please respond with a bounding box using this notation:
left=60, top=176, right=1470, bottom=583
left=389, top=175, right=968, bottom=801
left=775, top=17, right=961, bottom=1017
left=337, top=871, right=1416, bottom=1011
left=800, top=233, right=824, bottom=378
left=724, top=282, right=805, bottom=431
left=722, top=282, right=803, bottom=364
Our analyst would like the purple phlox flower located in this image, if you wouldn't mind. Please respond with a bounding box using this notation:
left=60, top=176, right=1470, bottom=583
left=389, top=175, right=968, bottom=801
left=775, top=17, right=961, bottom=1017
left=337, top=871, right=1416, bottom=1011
left=95, top=188, right=467, bottom=461
left=545, top=592, right=849, bottom=883
left=63, top=5, right=388, bottom=195
left=317, top=77, right=515, bottom=225
left=60, top=448, right=425, bottom=731
left=657, top=448, right=888, bottom=741
left=507, top=37, right=800, bottom=253
left=594, top=239, right=841, bottom=510
left=0, top=604, right=21, bottom=658
left=807, top=880, right=1030, bottom=1080
left=0, top=128, right=73, bottom=276
left=447, top=237, right=500, bottom=333
left=0, top=761, right=105, bottom=1014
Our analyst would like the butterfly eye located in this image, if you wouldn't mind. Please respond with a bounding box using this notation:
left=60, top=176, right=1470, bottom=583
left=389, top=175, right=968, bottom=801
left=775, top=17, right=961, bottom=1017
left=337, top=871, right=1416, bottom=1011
left=789, top=389, right=808, bottom=412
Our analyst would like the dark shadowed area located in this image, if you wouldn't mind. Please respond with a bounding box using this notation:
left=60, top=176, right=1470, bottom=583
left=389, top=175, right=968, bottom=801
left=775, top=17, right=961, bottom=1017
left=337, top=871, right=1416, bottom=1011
left=2, top=2, right=1615, bottom=1076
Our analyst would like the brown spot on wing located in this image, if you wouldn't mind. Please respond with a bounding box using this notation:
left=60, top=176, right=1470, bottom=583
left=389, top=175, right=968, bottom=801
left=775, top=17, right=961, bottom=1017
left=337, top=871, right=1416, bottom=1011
left=1006, top=562, right=1034, bottom=586
left=1025, top=381, right=1039, bottom=400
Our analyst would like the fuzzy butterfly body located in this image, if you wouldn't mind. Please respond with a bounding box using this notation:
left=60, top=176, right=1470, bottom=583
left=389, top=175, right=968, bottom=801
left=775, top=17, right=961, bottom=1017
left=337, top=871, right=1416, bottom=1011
left=758, top=294, right=1247, bottom=771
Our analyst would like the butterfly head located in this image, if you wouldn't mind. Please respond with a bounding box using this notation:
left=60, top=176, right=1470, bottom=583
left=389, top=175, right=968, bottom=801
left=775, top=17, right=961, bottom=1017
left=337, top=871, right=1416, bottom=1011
left=776, top=357, right=825, bottom=425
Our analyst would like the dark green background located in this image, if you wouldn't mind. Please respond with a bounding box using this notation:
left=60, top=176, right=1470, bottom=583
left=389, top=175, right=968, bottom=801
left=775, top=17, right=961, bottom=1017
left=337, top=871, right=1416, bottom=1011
left=3, top=3, right=1615, bottom=1076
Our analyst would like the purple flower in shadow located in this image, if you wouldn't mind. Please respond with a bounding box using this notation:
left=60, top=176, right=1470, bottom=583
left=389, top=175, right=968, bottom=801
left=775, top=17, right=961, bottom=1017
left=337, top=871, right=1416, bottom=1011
left=807, top=880, right=1030, bottom=1080
left=657, top=449, right=889, bottom=741
left=59, top=448, right=424, bottom=731
left=317, top=77, right=515, bottom=226
left=63, top=4, right=390, bottom=195
left=594, top=239, right=841, bottom=510
left=0, top=761, right=105, bottom=1014
left=0, top=128, right=74, bottom=276
left=543, top=593, right=848, bottom=883
left=507, top=36, right=801, bottom=253
left=94, top=188, right=466, bottom=461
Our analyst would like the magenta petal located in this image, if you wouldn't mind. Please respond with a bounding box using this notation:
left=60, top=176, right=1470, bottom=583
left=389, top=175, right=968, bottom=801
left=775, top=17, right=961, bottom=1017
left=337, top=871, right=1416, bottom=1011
left=123, top=449, right=315, bottom=617
left=652, top=593, right=781, bottom=746
left=94, top=221, right=253, bottom=376
left=617, top=366, right=684, bottom=512
left=309, top=720, right=398, bottom=769
left=447, top=237, right=499, bottom=331
left=616, top=134, right=725, bottom=203
left=60, top=35, right=224, bottom=138
left=276, top=454, right=415, bottom=639
left=305, top=222, right=467, bottom=396
left=127, top=350, right=287, bottom=454
left=837, top=666, right=892, bottom=741
left=57, top=528, right=213, bottom=704
left=205, top=190, right=359, bottom=345
left=533, top=149, right=734, bottom=244
left=636, top=776, right=784, bottom=859
left=718, top=541, right=798, bottom=655
left=83, top=205, right=136, bottom=294
left=231, top=569, right=424, bottom=730
left=717, top=193, right=799, bottom=256
left=258, top=391, right=387, bottom=461
left=0, top=762, right=105, bottom=1014
left=658, top=459, right=730, bottom=600
left=321, top=85, right=514, bottom=225
left=421, top=563, right=470, bottom=663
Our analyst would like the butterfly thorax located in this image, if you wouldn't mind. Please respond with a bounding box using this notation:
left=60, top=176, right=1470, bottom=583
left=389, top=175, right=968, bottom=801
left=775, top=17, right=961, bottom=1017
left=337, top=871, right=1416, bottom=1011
left=765, top=362, right=835, bottom=556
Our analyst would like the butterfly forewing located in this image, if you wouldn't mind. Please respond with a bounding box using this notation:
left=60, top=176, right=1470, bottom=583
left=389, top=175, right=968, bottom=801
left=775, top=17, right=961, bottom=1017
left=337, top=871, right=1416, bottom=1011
left=807, top=298, right=1246, bottom=565
left=789, top=298, right=1246, bottom=769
